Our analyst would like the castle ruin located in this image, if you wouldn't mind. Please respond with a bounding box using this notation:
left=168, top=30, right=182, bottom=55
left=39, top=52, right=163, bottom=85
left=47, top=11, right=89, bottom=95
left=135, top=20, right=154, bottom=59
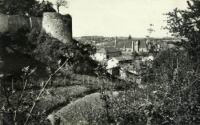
left=42, top=12, right=72, bottom=44
left=0, top=12, right=73, bottom=44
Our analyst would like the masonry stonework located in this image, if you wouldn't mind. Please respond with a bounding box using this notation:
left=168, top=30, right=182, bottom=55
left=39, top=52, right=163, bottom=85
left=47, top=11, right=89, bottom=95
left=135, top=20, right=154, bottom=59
left=0, top=12, right=73, bottom=74
left=8, top=15, right=30, bottom=32
left=42, top=12, right=72, bottom=44
left=0, top=14, right=41, bottom=33
left=0, top=12, right=73, bottom=44
left=0, top=14, right=8, bottom=33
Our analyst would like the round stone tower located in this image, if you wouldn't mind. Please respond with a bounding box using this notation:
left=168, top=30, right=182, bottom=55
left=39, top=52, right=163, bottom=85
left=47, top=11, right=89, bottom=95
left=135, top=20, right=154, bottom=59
left=42, top=12, right=73, bottom=44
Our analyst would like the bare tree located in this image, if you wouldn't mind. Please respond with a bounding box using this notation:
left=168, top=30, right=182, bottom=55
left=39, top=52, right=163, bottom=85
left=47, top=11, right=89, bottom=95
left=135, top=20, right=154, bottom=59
left=146, top=24, right=155, bottom=38
left=55, top=0, right=68, bottom=13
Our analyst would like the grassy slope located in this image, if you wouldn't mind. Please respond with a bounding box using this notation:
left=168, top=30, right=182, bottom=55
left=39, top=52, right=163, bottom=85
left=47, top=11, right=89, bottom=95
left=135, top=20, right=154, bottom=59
left=54, top=93, right=104, bottom=124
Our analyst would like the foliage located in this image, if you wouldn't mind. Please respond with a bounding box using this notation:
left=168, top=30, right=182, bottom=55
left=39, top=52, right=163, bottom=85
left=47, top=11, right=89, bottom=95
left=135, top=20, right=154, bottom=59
left=0, top=60, right=72, bottom=125
left=86, top=49, right=200, bottom=125
left=166, top=0, right=200, bottom=62
left=0, top=29, right=48, bottom=78
left=0, top=0, right=37, bottom=15
left=33, top=32, right=67, bottom=70
left=142, top=48, right=200, bottom=125
left=30, top=0, right=56, bottom=17
left=55, top=0, right=68, bottom=13
left=0, top=27, right=98, bottom=76
left=0, top=28, right=33, bottom=54
left=0, top=0, right=55, bottom=16
left=33, top=31, right=98, bottom=75
left=162, top=3, right=200, bottom=123
left=0, top=66, right=39, bottom=125
left=67, top=40, right=98, bottom=75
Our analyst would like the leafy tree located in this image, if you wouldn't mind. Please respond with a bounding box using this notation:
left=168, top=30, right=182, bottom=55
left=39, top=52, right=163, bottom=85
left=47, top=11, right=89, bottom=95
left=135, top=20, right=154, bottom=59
left=29, top=31, right=98, bottom=75
left=142, top=48, right=200, bottom=125
left=166, top=0, right=200, bottom=63
left=64, top=40, right=98, bottom=75
left=0, top=0, right=55, bottom=16
left=55, top=0, right=68, bottom=13
left=0, top=0, right=38, bottom=15
left=30, top=0, right=56, bottom=17
left=33, top=32, right=68, bottom=70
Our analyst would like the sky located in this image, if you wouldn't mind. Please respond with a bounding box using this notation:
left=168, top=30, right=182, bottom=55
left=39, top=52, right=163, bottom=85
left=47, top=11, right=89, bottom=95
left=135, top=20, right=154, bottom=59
left=53, top=0, right=188, bottom=37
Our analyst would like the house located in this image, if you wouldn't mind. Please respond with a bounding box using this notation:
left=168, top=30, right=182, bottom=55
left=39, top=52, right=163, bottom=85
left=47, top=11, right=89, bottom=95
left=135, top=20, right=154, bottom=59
left=92, top=47, right=122, bottom=62
left=107, top=66, right=120, bottom=76
left=106, top=55, right=132, bottom=76
left=106, top=55, right=132, bottom=69
left=107, top=58, right=119, bottom=69
left=141, top=55, right=154, bottom=62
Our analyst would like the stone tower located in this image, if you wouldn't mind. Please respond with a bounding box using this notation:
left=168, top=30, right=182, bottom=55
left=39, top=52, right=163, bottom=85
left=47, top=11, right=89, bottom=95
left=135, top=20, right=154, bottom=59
left=42, top=12, right=73, bottom=44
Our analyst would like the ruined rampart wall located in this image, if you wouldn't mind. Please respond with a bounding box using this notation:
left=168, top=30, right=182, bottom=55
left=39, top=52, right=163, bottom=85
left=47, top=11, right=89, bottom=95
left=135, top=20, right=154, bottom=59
left=0, top=14, right=8, bottom=33
left=0, top=12, right=73, bottom=44
left=8, top=15, right=30, bottom=32
left=0, top=12, right=73, bottom=75
left=0, top=14, right=42, bottom=33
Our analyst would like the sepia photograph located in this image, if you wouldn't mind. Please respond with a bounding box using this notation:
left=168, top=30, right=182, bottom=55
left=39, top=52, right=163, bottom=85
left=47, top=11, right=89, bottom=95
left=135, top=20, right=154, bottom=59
left=0, top=0, right=200, bottom=125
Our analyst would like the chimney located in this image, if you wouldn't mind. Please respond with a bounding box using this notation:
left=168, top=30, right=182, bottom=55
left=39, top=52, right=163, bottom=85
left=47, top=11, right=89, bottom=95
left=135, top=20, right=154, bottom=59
left=114, top=37, right=117, bottom=48
left=131, top=41, right=134, bottom=52
left=135, top=40, right=139, bottom=53
left=123, top=40, right=125, bottom=50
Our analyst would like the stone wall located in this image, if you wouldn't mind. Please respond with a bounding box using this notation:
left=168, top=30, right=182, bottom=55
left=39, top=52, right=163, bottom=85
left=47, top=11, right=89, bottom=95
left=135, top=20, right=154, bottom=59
left=0, top=14, right=42, bottom=33
left=42, top=12, right=72, bottom=44
left=0, top=14, right=8, bottom=33
left=0, top=12, right=73, bottom=44
left=30, top=17, right=42, bottom=30
left=0, top=12, right=73, bottom=75
left=8, top=15, right=30, bottom=32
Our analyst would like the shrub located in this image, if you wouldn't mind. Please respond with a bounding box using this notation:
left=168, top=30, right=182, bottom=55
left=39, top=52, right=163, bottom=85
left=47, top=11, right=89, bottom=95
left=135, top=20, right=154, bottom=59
left=142, top=48, right=200, bottom=124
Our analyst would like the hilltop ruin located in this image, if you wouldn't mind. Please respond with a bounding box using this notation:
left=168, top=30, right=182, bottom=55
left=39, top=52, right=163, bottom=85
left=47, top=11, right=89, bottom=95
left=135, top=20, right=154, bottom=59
left=0, top=12, right=73, bottom=44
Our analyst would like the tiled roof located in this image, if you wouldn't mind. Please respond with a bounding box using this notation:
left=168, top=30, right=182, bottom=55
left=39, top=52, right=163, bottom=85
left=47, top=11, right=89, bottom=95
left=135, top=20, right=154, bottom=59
left=114, top=55, right=133, bottom=62
left=105, top=47, right=121, bottom=53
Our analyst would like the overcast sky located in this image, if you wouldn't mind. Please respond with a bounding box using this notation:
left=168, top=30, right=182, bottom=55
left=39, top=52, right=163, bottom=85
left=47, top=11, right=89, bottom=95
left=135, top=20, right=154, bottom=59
left=57, top=0, right=188, bottom=37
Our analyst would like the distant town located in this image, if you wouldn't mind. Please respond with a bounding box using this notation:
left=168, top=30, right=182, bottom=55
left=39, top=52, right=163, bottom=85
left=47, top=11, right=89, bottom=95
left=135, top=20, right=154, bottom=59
left=1, top=0, right=199, bottom=124
left=76, top=36, right=182, bottom=83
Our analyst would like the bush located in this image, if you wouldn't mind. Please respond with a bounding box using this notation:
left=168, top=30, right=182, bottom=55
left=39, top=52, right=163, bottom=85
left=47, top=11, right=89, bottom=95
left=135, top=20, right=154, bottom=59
left=142, top=48, right=200, bottom=124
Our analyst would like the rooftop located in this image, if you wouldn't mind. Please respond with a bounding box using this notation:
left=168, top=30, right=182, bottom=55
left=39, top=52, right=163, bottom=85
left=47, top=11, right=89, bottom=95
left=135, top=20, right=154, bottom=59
left=114, top=55, right=133, bottom=62
left=97, top=47, right=121, bottom=53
